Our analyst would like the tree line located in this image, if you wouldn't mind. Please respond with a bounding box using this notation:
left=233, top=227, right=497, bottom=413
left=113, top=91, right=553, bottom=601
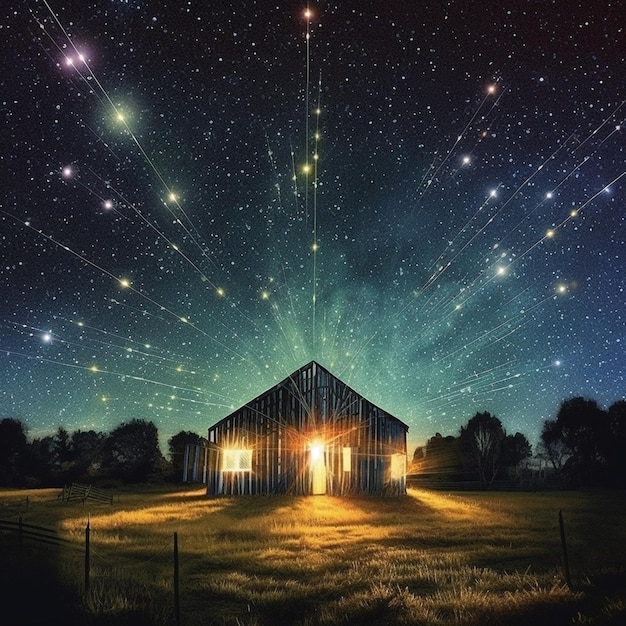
left=1, top=394, right=624, bottom=489
left=411, top=396, right=626, bottom=488
left=0, top=418, right=204, bottom=488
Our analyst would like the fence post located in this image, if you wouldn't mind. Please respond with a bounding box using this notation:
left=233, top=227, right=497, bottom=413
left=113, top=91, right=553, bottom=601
left=85, top=515, right=91, bottom=592
left=174, top=531, right=180, bottom=626
left=558, top=510, right=573, bottom=590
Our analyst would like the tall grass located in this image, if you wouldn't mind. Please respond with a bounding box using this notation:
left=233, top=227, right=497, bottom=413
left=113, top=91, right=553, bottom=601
left=1, top=486, right=624, bottom=625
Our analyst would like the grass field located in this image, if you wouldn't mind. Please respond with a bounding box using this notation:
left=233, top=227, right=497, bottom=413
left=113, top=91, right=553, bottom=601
left=1, top=486, right=625, bottom=625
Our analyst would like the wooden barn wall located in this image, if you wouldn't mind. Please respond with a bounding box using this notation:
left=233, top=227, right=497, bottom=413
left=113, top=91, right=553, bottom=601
left=206, top=362, right=407, bottom=496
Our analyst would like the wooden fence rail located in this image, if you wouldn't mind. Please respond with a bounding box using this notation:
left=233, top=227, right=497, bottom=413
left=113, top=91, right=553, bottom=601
left=2, top=517, right=180, bottom=624
left=0, top=517, right=75, bottom=549
left=59, top=482, right=113, bottom=505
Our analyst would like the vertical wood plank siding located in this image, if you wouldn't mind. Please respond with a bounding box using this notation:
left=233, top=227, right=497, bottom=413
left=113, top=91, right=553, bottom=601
left=206, top=361, right=408, bottom=496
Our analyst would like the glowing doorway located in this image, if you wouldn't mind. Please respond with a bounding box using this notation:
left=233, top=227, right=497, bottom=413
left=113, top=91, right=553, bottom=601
left=310, top=442, right=327, bottom=494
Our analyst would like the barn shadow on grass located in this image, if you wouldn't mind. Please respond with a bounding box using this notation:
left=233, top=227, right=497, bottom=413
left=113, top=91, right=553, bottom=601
left=216, top=488, right=434, bottom=519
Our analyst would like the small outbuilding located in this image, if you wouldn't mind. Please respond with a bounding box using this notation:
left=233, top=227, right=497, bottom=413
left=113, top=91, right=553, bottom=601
left=205, top=360, right=408, bottom=496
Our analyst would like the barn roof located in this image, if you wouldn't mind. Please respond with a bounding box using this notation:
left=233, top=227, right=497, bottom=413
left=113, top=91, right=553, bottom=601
left=210, top=360, right=409, bottom=431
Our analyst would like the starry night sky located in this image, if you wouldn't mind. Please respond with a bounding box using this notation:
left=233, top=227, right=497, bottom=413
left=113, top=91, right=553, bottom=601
left=2, top=0, right=624, bottom=452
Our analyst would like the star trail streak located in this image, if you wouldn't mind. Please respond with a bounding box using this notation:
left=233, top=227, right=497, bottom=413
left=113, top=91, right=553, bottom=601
left=2, top=1, right=624, bottom=450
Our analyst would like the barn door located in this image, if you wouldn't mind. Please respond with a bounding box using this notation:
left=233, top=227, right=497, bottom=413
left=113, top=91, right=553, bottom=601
left=310, top=443, right=327, bottom=494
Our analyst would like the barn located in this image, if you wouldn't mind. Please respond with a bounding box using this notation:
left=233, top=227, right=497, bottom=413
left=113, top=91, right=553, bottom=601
left=205, top=360, right=409, bottom=496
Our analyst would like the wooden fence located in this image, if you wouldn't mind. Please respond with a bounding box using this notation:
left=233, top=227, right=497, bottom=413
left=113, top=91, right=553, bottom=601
left=0, top=508, right=576, bottom=624
left=59, top=482, right=114, bottom=505
left=1, top=516, right=181, bottom=625
left=0, top=517, right=75, bottom=550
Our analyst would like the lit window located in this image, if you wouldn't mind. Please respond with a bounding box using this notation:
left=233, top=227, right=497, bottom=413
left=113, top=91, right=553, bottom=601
left=390, top=454, right=406, bottom=480
left=222, top=449, right=252, bottom=472
left=342, top=447, right=352, bottom=472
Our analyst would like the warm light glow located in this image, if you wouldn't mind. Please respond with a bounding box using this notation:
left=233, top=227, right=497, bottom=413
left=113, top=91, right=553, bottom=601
left=309, top=441, right=327, bottom=494
left=390, top=454, right=406, bottom=480
left=309, top=442, right=324, bottom=462
left=222, top=449, right=252, bottom=472
left=342, top=447, right=352, bottom=472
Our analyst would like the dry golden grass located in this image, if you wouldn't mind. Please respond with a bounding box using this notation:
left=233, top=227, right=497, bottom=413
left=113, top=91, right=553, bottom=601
left=1, top=486, right=625, bottom=625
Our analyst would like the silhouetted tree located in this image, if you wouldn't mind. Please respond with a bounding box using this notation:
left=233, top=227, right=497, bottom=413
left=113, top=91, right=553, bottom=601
left=560, top=396, right=609, bottom=486
left=102, top=419, right=166, bottom=482
left=500, top=431, right=532, bottom=482
left=0, top=418, right=28, bottom=486
left=607, top=400, right=626, bottom=486
left=412, top=445, right=426, bottom=464
left=168, top=431, right=204, bottom=481
left=413, top=433, right=464, bottom=480
left=540, top=418, right=569, bottom=478
left=459, top=412, right=506, bottom=487
left=501, top=432, right=532, bottom=467
left=49, top=427, right=73, bottom=479
left=69, top=430, right=105, bottom=481
left=541, top=397, right=610, bottom=487
left=24, top=436, right=55, bottom=486
left=25, top=427, right=78, bottom=486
